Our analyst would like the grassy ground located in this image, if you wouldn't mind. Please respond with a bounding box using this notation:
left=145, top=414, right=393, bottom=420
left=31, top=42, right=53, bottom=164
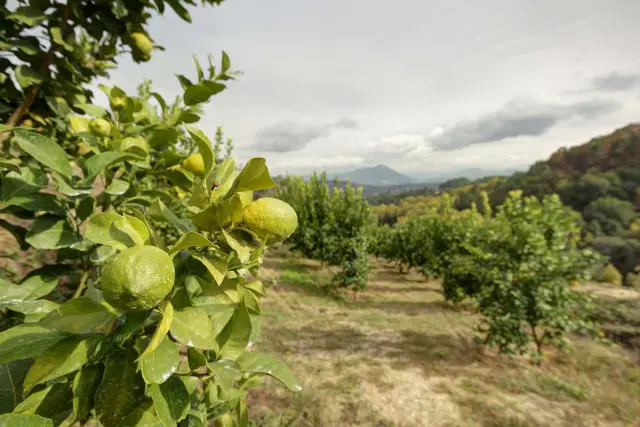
left=248, top=245, right=640, bottom=427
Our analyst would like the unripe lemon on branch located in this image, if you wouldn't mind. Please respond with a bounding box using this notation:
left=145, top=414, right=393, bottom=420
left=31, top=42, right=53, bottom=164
left=242, top=197, right=298, bottom=243
left=130, top=32, right=153, bottom=62
left=183, top=153, right=205, bottom=176
left=89, top=118, right=111, bottom=136
left=99, top=245, right=174, bottom=312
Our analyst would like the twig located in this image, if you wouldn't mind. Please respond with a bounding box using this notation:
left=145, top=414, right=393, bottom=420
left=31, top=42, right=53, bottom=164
left=73, top=270, right=90, bottom=299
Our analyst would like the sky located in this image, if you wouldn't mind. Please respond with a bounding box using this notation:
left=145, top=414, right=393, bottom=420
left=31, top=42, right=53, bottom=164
left=96, top=0, right=640, bottom=180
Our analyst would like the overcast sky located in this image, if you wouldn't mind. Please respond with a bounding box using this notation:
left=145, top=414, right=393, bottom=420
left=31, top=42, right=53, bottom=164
left=97, top=0, right=640, bottom=179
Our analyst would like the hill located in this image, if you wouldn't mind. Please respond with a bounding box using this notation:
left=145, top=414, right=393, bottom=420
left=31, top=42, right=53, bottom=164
left=340, top=164, right=416, bottom=186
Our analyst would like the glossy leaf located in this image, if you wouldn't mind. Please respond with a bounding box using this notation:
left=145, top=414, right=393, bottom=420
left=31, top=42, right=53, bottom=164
left=0, top=157, right=20, bottom=174
left=244, top=280, right=265, bottom=297
left=96, top=349, right=145, bottom=427
left=140, top=336, right=179, bottom=385
left=13, top=130, right=71, bottom=179
left=167, top=232, right=213, bottom=256
left=0, top=324, right=70, bottom=365
left=0, top=219, right=29, bottom=251
left=12, top=381, right=72, bottom=417
left=7, top=300, right=60, bottom=319
left=1, top=167, right=46, bottom=199
left=191, top=255, right=227, bottom=285
left=170, top=307, right=217, bottom=350
left=25, top=215, right=79, bottom=249
left=149, top=198, right=192, bottom=232
left=69, top=365, right=103, bottom=424
left=76, top=196, right=95, bottom=222
left=1, top=194, right=66, bottom=216
left=139, top=301, right=174, bottom=359
left=40, top=297, right=118, bottom=334
left=186, top=348, right=207, bottom=371
left=106, top=178, right=130, bottom=195
left=121, top=401, right=164, bottom=426
left=74, top=103, right=107, bottom=117
left=0, top=359, right=33, bottom=414
left=0, top=275, right=57, bottom=307
left=149, top=375, right=190, bottom=426
left=23, top=335, right=100, bottom=393
left=237, top=352, right=302, bottom=391
left=183, top=84, right=211, bottom=106
left=236, top=158, right=275, bottom=192
left=82, top=151, right=142, bottom=184
left=222, top=230, right=251, bottom=264
left=85, top=212, right=138, bottom=250
left=216, top=302, right=252, bottom=360
left=0, top=414, right=53, bottom=427
left=206, top=360, right=241, bottom=391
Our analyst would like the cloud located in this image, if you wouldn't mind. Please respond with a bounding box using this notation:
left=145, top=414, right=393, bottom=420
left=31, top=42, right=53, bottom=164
left=253, top=117, right=358, bottom=152
left=368, top=134, right=427, bottom=155
left=269, top=155, right=364, bottom=173
left=591, top=72, right=640, bottom=92
left=428, top=97, right=621, bottom=151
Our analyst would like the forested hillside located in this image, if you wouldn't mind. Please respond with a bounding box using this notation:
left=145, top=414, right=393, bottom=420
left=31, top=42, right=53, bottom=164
left=379, top=124, right=640, bottom=286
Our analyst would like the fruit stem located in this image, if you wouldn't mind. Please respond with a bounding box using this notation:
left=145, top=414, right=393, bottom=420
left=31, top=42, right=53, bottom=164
left=73, top=270, right=90, bottom=298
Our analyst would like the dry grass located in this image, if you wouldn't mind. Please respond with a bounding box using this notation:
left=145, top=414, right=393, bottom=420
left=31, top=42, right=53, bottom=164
left=248, top=246, right=640, bottom=427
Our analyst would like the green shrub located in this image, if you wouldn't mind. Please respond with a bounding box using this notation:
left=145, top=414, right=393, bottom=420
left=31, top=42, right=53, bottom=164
left=599, top=263, right=623, bottom=286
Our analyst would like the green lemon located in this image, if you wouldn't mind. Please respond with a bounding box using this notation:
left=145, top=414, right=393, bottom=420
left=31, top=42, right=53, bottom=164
left=213, top=414, right=235, bottom=427
left=130, top=32, right=153, bottom=62
left=110, top=96, right=127, bottom=111
left=183, top=153, right=205, bottom=176
left=242, top=197, right=298, bottom=243
left=99, top=245, right=174, bottom=312
left=89, top=118, right=111, bottom=137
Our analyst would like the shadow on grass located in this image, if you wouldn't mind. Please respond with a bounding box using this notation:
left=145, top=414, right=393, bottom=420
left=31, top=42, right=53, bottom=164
left=265, top=323, right=482, bottom=369
left=367, top=284, right=442, bottom=294
left=362, top=299, right=459, bottom=316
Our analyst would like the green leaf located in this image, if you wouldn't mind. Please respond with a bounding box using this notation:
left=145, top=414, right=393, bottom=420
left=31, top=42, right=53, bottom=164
left=85, top=212, right=145, bottom=250
left=167, top=232, right=213, bottom=256
left=222, top=230, right=252, bottom=264
left=15, top=66, right=43, bottom=88
left=0, top=414, right=53, bottom=427
left=0, top=219, right=28, bottom=251
left=0, top=275, right=57, bottom=307
left=245, top=280, right=265, bottom=296
left=74, top=103, right=107, bottom=117
left=0, top=359, right=33, bottom=414
left=191, top=255, right=227, bottom=285
left=186, top=348, right=207, bottom=371
left=237, top=352, right=301, bottom=391
left=96, top=349, right=145, bottom=427
left=149, top=199, right=192, bottom=232
left=236, top=158, right=275, bottom=191
left=236, top=400, right=248, bottom=427
left=23, top=335, right=100, bottom=393
left=0, top=157, right=20, bottom=174
left=140, top=337, right=179, bottom=385
left=1, top=167, right=46, bottom=199
left=106, top=178, right=130, bottom=195
left=129, top=208, right=166, bottom=250
left=7, top=7, right=46, bottom=24
left=7, top=300, right=60, bottom=320
left=51, top=172, right=92, bottom=197
left=206, top=360, right=241, bottom=391
left=13, top=130, right=71, bottom=179
left=76, top=196, right=95, bottom=222
left=40, top=297, right=118, bottom=334
left=90, top=245, right=117, bottom=264
left=112, top=312, right=150, bottom=348
left=183, top=84, right=211, bottom=106
left=202, top=81, right=226, bottom=97
left=187, top=276, right=235, bottom=310
left=1, top=194, right=66, bottom=216
left=160, top=169, right=193, bottom=191
left=25, top=215, right=79, bottom=249
left=185, top=127, right=215, bottom=180
left=13, top=381, right=72, bottom=418
left=139, top=301, right=174, bottom=359
left=67, top=365, right=103, bottom=425
left=170, top=307, right=217, bottom=350
left=82, top=151, right=143, bottom=184
left=216, top=302, right=252, bottom=360
left=166, top=0, right=192, bottom=22
left=121, top=401, right=163, bottom=426
left=50, top=27, right=74, bottom=51
left=221, top=51, right=231, bottom=72
left=149, top=375, right=190, bottom=426
left=0, top=324, right=70, bottom=365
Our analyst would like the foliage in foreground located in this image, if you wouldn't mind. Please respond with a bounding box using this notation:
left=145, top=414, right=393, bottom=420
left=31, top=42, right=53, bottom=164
left=276, top=172, right=372, bottom=293
left=0, top=0, right=301, bottom=425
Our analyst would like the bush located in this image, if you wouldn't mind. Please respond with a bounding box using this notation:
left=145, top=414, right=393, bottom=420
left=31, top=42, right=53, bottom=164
left=0, top=1, right=299, bottom=425
left=598, top=263, right=623, bottom=286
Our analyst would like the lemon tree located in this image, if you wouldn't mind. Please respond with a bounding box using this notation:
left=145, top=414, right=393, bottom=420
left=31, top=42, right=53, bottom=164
left=0, top=1, right=301, bottom=425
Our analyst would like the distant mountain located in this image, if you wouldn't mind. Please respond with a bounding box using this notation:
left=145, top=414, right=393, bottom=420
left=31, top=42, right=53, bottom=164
left=340, top=164, right=417, bottom=186
left=415, top=167, right=527, bottom=183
